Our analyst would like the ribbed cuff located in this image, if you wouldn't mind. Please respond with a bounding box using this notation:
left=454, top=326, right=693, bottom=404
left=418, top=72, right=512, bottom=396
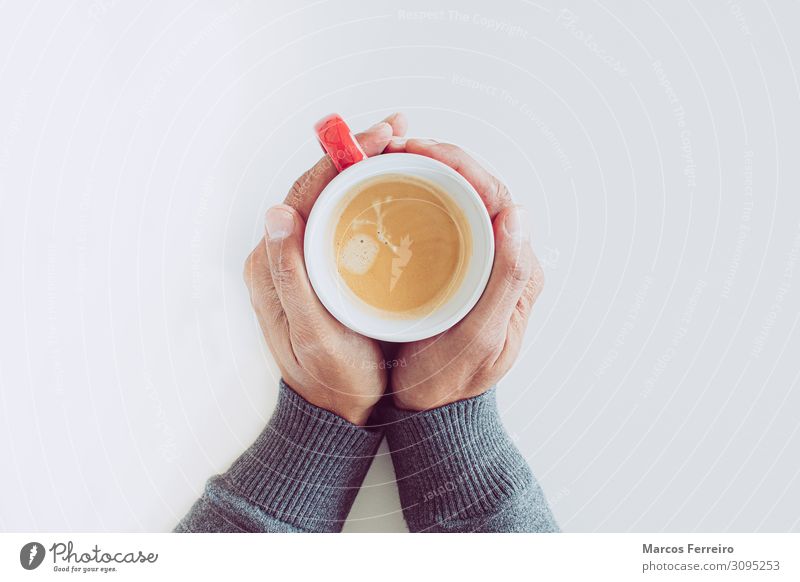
left=217, top=380, right=383, bottom=532
left=383, top=388, right=534, bottom=531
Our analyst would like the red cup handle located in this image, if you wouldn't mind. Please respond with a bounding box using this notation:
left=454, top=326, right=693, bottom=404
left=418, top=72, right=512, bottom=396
left=314, top=113, right=366, bottom=173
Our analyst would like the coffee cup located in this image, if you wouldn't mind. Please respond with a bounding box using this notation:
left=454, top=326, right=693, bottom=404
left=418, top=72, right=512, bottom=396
left=304, top=114, right=494, bottom=342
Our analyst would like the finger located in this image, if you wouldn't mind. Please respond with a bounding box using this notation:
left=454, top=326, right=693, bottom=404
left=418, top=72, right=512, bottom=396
left=383, top=138, right=512, bottom=217
left=243, top=239, right=291, bottom=357
left=495, top=258, right=545, bottom=372
left=513, top=255, right=545, bottom=327
left=458, top=205, right=533, bottom=339
left=263, top=204, right=330, bottom=330
left=285, top=112, right=408, bottom=219
left=243, top=240, right=281, bottom=319
left=507, top=255, right=545, bottom=342
left=382, top=111, right=408, bottom=137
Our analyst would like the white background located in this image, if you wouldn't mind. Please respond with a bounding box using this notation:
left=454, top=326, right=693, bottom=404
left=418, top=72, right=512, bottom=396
left=0, top=0, right=798, bottom=532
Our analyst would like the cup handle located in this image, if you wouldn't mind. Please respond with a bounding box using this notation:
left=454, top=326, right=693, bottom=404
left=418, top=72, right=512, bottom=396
left=314, top=113, right=367, bottom=173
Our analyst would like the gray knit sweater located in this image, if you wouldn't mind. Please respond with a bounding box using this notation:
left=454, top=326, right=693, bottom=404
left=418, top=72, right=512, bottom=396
left=175, top=381, right=559, bottom=533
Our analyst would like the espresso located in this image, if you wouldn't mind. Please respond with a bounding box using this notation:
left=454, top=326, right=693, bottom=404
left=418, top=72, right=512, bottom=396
left=334, top=174, right=471, bottom=317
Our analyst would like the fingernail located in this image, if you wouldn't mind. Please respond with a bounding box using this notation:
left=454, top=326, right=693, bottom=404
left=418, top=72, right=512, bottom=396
left=368, top=121, right=391, bottom=135
left=382, top=112, right=400, bottom=123
left=414, top=138, right=437, bottom=146
left=504, top=207, right=530, bottom=242
left=390, top=137, right=407, bottom=148
left=265, top=206, right=294, bottom=240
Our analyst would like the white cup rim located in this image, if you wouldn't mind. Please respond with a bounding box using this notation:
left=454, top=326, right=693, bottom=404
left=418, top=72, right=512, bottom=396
left=304, top=153, right=494, bottom=342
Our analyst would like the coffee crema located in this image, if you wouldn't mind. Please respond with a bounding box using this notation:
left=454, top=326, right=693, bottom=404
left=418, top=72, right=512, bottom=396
left=333, top=174, right=471, bottom=317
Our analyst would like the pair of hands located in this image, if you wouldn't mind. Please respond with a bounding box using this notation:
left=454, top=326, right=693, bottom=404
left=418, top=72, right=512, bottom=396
left=243, top=113, right=544, bottom=425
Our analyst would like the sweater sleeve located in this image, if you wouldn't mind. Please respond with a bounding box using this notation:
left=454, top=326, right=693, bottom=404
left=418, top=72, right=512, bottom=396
left=382, top=388, right=559, bottom=533
left=175, top=380, right=383, bottom=533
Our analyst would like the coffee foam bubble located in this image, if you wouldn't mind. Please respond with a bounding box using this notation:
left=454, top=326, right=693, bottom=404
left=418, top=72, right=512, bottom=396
left=339, top=234, right=379, bottom=275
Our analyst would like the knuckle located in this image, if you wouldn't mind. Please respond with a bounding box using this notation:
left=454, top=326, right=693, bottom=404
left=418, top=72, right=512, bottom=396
left=469, top=332, right=504, bottom=363
left=242, top=247, right=263, bottom=287
left=503, top=243, right=535, bottom=286
left=492, top=177, right=510, bottom=203
left=483, top=342, right=505, bottom=369
left=506, top=258, right=532, bottom=285
left=270, top=259, right=297, bottom=290
left=519, top=279, right=539, bottom=310
left=514, top=264, right=543, bottom=320
left=291, top=324, right=329, bottom=359
left=438, top=142, right=461, bottom=154
left=428, top=142, right=461, bottom=164
left=490, top=337, right=520, bottom=374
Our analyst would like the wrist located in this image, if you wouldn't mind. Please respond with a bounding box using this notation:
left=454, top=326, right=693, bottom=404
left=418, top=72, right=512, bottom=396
left=331, top=402, right=374, bottom=426
left=302, top=395, right=375, bottom=426
left=299, top=387, right=379, bottom=426
left=281, top=371, right=383, bottom=425
left=392, top=385, right=486, bottom=412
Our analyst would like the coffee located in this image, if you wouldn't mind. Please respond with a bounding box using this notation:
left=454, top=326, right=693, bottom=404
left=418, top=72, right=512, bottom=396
left=334, top=174, right=471, bottom=317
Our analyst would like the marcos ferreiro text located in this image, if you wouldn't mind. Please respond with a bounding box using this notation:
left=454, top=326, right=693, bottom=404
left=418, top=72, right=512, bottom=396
left=643, top=543, right=734, bottom=554
left=641, top=542, right=782, bottom=575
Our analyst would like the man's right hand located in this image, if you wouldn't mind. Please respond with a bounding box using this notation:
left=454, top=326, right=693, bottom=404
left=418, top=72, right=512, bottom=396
left=385, top=139, right=545, bottom=411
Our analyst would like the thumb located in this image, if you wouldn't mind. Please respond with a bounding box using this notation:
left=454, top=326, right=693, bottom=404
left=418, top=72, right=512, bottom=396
left=264, top=204, right=325, bottom=327
left=459, top=206, right=533, bottom=336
